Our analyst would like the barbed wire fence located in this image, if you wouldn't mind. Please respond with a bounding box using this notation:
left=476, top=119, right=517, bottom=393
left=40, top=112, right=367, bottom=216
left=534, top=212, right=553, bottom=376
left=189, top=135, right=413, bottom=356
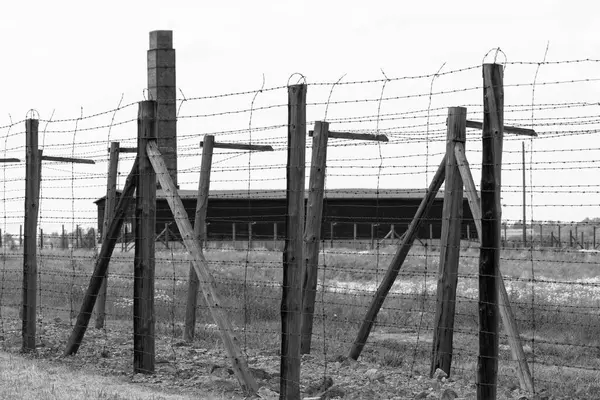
left=0, top=35, right=597, bottom=399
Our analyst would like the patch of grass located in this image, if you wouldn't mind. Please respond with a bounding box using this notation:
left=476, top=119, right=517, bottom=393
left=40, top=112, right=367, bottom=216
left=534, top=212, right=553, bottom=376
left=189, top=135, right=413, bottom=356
left=0, top=351, right=229, bottom=399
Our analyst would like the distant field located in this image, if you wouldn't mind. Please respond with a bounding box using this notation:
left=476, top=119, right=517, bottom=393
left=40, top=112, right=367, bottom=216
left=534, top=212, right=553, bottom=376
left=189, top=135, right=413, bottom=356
left=0, top=243, right=598, bottom=398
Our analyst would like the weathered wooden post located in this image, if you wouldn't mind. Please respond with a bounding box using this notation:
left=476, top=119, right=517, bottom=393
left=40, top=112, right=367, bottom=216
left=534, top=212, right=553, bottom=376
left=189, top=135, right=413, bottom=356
left=232, top=222, right=236, bottom=248
left=370, top=223, right=375, bottom=250
left=23, top=118, right=40, bottom=351
left=431, top=107, right=465, bottom=377
left=134, top=100, right=157, bottom=373
left=558, top=224, right=561, bottom=247
left=39, top=229, right=44, bottom=249
left=184, top=136, right=273, bottom=341
left=301, top=121, right=328, bottom=354
left=281, top=83, right=306, bottom=399
left=64, top=159, right=139, bottom=356
left=96, top=142, right=120, bottom=329
left=330, top=222, right=335, bottom=248
left=185, top=134, right=214, bottom=342
left=478, top=63, right=503, bottom=400
left=349, top=155, right=447, bottom=360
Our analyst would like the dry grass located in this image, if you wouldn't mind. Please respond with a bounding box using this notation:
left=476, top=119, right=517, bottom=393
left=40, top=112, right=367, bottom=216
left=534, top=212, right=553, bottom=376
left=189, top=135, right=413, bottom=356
left=0, top=242, right=598, bottom=398
left=0, top=351, right=232, bottom=400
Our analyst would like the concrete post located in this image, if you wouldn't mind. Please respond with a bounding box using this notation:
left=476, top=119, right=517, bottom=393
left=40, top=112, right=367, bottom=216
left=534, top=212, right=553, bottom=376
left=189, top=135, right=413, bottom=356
left=148, top=30, right=177, bottom=188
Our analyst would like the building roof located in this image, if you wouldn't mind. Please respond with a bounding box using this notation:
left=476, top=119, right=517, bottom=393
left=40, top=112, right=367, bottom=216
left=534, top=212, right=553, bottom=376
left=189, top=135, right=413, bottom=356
left=94, top=188, right=446, bottom=204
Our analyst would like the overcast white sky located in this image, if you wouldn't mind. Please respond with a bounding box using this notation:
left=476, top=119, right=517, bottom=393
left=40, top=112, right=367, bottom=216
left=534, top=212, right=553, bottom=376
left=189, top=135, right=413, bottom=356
left=0, top=0, right=599, bottom=234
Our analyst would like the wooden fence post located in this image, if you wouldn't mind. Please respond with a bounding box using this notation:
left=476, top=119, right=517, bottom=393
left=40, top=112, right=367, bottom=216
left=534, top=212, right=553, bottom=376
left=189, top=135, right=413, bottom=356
left=330, top=222, right=334, bottom=248
left=281, top=83, right=306, bottom=399
left=431, top=107, right=465, bottom=377
left=64, top=159, right=139, bottom=356
left=370, top=223, right=375, bottom=250
left=558, top=225, right=561, bottom=247
left=133, top=100, right=157, bottom=373
left=146, top=142, right=258, bottom=394
left=184, top=134, right=214, bottom=342
left=478, top=63, right=503, bottom=400
left=455, top=141, right=534, bottom=393
left=248, top=222, right=253, bottom=249
left=96, top=141, right=120, bottom=329
left=274, top=222, right=278, bottom=241
left=39, top=229, right=43, bottom=249
left=301, top=120, right=328, bottom=354
left=232, top=223, right=236, bottom=248
left=349, top=155, right=446, bottom=360
left=22, top=118, right=40, bottom=351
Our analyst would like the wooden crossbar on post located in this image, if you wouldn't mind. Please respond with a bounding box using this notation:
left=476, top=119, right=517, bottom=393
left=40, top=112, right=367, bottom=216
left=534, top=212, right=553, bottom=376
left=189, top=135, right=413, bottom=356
left=308, top=130, right=388, bottom=142
left=200, top=141, right=274, bottom=151
left=478, top=63, right=503, bottom=399
left=185, top=135, right=273, bottom=342
left=348, top=155, right=447, bottom=360
left=431, top=107, right=466, bottom=377
left=0, top=158, right=20, bottom=163
left=454, top=142, right=534, bottom=393
left=96, top=142, right=120, bottom=329
left=466, top=120, right=537, bottom=137
left=64, top=158, right=139, bottom=355
left=40, top=155, right=95, bottom=164
left=146, top=141, right=258, bottom=394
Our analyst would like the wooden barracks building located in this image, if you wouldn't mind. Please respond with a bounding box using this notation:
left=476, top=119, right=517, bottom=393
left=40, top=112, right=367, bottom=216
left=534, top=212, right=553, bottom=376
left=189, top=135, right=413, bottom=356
left=94, top=188, right=477, bottom=244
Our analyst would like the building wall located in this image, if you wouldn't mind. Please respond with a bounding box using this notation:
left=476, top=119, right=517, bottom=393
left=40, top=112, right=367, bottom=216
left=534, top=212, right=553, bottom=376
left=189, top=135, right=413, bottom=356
left=97, top=196, right=477, bottom=243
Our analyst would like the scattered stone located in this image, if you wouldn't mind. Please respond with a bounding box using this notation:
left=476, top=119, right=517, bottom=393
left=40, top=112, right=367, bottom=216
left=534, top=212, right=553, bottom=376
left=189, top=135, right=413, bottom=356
left=415, top=391, right=429, bottom=399
left=250, top=367, right=273, bottom=380
left=365, top=368, right=385, bottom=383
left=433, top=368, right=448, bottom=381
left=257, top=386, right=279, bottom=400
left=431, top=379, right=441, bottom=391
left=161, top=365, right=177, bottom=374
left=209, top=364, right=233, bottom=378
left=321, top=385, right=345, bottom=399
left=439, top=388, right=458, bottom=400
left=305, top=376, right=334, bottom=396
left=100, top=349, right=110, bottom=358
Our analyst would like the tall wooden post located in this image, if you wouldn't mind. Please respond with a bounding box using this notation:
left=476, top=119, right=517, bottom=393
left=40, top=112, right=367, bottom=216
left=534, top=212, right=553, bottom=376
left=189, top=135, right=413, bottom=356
left=558, top=225, right=561, bottom=247
left=353, top=223, right=358, bottom=248
left=281, top=83, right=306, bottom=399
left=19, top=225, right=22, bottom=247
left=594, top=226, right=596, bottom=248
left=96, top=142, right=120, bottom=329
left=301, top=120, right=329, bottom=354
left=184, top=134, right=214, bottom=341
left=22, top=118, right=40, bottom=351
left=478, top=63, right=503, bottom=400
left=274, top=222, right=278, bottom=241
left=39, top=229, right=43, bottom=249
left=134, top=101, right=157, bottom=373
left=431, top=107, right=465, bottom=377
